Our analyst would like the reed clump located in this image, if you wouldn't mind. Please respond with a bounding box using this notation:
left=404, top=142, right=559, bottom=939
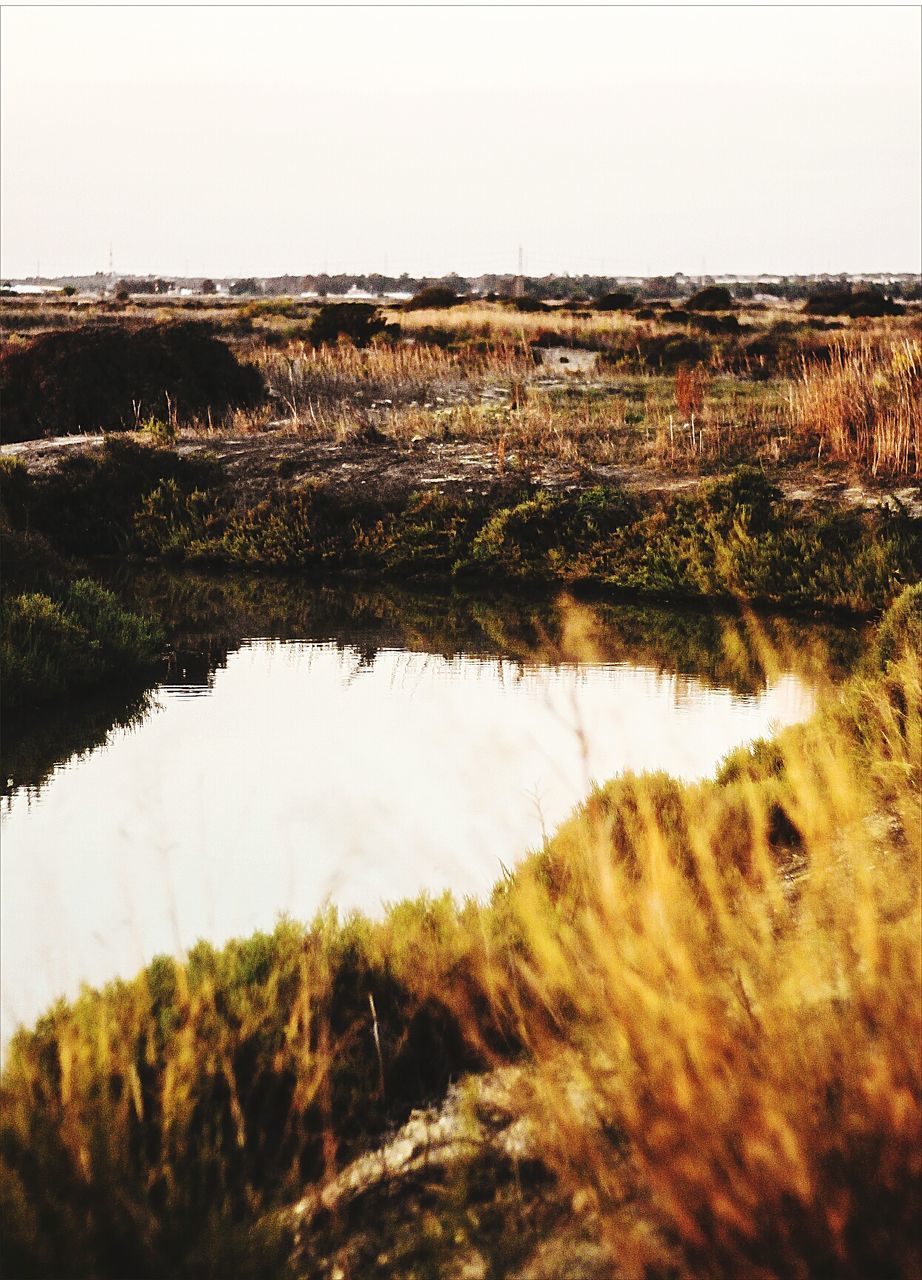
left=255, top=337, right=526, bottom=428
left=792, top=338, right=921, bottom=475
left=475, top=634, right=920, bottom=1280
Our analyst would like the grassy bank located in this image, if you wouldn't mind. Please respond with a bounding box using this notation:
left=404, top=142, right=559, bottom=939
left=1, top=589, right=919, bottom=1278
left=4, top=441, right=920, bottom=613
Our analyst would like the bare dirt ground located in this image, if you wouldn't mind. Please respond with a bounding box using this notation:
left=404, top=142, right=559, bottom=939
left=4, top=428, right=921, bottom=516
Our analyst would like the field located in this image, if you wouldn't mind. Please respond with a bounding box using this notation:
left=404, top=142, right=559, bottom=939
left=1, top=287, right=921, bottom=1278
left=2, top=291, right=920, bottom=632
left=2, top=291, right=920, bottom=478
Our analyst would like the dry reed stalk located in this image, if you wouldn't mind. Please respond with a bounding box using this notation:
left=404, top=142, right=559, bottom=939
left=470, top=642, right=921, bottom=1279
left=792, top=338, right=921, bottom=476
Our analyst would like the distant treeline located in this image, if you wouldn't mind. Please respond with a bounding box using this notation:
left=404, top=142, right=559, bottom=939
left=7, top=271, right=922, bottom=303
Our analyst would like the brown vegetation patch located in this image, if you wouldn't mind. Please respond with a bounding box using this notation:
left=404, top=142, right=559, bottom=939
left=0, top=323, right=264, bottom=442
left=804, top=290, right=905, bottom=318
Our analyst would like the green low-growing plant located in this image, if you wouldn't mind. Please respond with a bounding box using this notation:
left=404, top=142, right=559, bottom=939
left=142, top=415, right=178, bottom=445
left=470, top=485, right=638, bottom=578
left=6, top=447, right=920, bottom=613
left=7, top=437, right=218, bottom=557
left=1, top=579, right=163, bottom=707
left=463, top=468, right=919, bottom=611
left=133, top=478, right=214, bottom=558
left=588, top=469, right=920, bottom=611
left=874, top=580, right=922, bottom=669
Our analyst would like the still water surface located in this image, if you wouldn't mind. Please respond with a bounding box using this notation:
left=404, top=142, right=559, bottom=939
left=1, top=579, right=856, bottom=1047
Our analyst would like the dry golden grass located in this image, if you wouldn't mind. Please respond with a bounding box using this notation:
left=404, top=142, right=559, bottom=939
left=254, top=337, right=528, bottom=427
left=471, top=637, right=921, bottom=1279
left=386, top=302, right=645, bottom=346
left=6, top=294, right=920, bottom=475
left=791, top=337, right=922, bottom=475
left=250, top=335, right=795, bottom=469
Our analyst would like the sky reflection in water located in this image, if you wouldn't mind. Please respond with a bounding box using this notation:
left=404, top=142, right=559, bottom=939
left=2, top=635, right=815, bottom=1046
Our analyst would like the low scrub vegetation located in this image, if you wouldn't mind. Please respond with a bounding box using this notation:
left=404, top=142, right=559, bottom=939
left=804, top=289, right=904, bottom=318
left=687, top=284, right=734, bottom=310
left=305, top=303, right=392, bottom=348
left=403, top=285, right=466, bottom=310
left=5, top=444, right=919, bottom=612
left=592, top=291, right=636, bottom=311
left=1, top=592, right=918, bottom=1277
left=1, top=578, right=163, bottom=707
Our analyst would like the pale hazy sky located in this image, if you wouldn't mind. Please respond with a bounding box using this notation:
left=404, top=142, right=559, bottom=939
left=2, top=6, right=920, bottom=279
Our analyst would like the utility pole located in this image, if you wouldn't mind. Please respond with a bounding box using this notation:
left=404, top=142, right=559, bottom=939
left=513, top=244, right=525, bottom=298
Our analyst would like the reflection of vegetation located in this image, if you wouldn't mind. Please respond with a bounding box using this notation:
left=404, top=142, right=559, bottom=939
left=0, top=570, right=863, bottom=804
left=105, top=565, right=865, bottom=699
left=476, top=594, right=866, bottom=696
left=2, top=683, right=157, bottom=796
left=1, top=601, right=918, bottom=1279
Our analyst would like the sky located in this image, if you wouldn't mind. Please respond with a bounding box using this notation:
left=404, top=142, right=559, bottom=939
left=1, top=6, right=920, bottom=279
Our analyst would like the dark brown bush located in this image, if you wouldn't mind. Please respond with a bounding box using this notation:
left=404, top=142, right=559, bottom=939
left=403, top=286, right=465, bottom=311
left=687, top=285, right=735, bottom=310
left=507, top=296, right=550, bottom=313
left=804, top=290, right=904, bottom=318
left=690, top=312, right=740, bottom=334
left=592, top=291, right=636, bottom=311
left=0, top=324, right=264, bottom=442
left=307, top=303, right=392, bottom=348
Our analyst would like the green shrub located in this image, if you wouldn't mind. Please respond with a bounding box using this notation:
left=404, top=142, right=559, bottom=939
left=1, top=580, right=162, bottom=707
left=875, top=582, right=922, bottom=669
left=379, top=490, right=482, bottom=574
left=133, top=479, right=213, bottom=558
left=470, top=486, right=637, bottom=579
left=0, top=593, right=89, bottom=705
left=20, top=438, right=218, bottom=556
